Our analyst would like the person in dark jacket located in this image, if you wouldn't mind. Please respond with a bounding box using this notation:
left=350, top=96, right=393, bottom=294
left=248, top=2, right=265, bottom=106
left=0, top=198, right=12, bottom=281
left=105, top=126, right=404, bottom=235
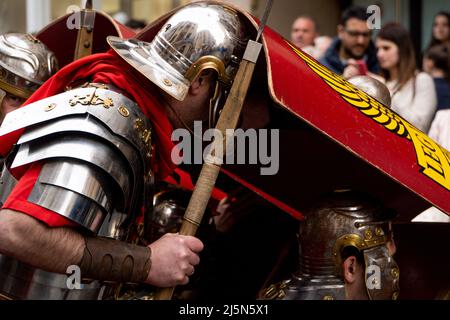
left=320, top=6, right=379, bottom=78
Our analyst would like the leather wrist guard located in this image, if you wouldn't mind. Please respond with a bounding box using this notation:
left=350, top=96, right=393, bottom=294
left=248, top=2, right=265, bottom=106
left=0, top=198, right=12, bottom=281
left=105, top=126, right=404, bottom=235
left=79, top=237, right=152, bottom=284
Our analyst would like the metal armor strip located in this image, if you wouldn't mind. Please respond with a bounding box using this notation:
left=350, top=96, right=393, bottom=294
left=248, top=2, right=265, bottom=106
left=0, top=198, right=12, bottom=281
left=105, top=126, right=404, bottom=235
left=98, top=210, right=128, bottom=240
left=0, top=255, right=103, bottom=300
left=0, top=84, right=154, bottom=300
left=12, top=136, right=131, bottom=210
left=28, top=182, right=106, bottom=233
left=0, top=164, right=17, bottom=207
left=17, top=115, right=142, bottom=182
left=0, top=87, right=152, bottom=162
left=38, top=160, right=113, bottom=212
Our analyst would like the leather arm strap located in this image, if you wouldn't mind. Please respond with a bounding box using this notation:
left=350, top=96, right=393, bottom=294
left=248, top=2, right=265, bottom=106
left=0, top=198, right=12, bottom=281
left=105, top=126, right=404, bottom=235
left=79, top=237, right=151, bottom=284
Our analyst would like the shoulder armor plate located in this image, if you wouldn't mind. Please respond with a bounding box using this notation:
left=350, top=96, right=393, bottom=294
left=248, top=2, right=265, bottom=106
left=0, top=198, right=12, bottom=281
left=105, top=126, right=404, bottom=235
left=0, top=87, right=154, bottom=228
left=0, top=87, right=152, bottom=165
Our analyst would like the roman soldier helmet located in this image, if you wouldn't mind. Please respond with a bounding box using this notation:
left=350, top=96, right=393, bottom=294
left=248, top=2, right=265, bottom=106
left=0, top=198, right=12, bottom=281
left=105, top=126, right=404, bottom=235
left=348, top=75, right=392, bottom=107
left=263, top=190, right=400, bottom=300
left=107, top=1, right=249, bottom=124
left=148, top=188, right=189, bottom=242
left=0, top=33, right=58, bottom=100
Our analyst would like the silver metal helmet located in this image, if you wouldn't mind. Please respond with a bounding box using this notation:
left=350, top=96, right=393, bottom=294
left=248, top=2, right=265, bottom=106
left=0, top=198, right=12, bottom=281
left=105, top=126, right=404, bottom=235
left=348, top=75, right=392, bottom=108
left=0, top=33, right=58, bottom=100
left=262, top=190, right=400, bottom=300
left=107, top=2, right=248, bottom=101
left=147, top=187, right=192, bottom=242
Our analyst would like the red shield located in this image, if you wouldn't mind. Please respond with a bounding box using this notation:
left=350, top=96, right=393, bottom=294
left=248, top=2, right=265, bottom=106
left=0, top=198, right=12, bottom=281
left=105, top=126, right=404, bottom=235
left=134, top=1, right=449, bottom=222
left=36, top=11, right=135, bottom=68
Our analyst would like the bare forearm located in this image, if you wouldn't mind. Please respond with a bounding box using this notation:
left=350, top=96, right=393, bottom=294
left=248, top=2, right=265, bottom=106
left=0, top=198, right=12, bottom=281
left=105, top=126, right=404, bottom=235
left=0, top=209, right=205, bottom=287
left=0, top=209, right=85, bottom=274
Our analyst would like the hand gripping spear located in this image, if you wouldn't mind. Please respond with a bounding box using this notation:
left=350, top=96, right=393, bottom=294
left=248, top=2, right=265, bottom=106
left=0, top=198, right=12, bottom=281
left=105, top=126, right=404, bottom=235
left=155, top=0, right=274, bottom=300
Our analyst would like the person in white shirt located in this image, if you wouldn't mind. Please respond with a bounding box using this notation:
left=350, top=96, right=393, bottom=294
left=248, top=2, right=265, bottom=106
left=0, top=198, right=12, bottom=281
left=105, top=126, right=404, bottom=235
left=376, top=23, right=437, bottom=133
left=424, top=44, right=450, bottom=152
left=314, top=35, right=332, bottom=60
left=376, top=24, right=448, bottom=223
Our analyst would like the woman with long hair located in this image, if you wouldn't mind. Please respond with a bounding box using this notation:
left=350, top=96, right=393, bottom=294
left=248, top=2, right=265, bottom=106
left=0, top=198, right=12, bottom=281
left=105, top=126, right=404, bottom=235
left=427, top=11, right=450, bottom=48
left=376, top=22, right=437, bottom=132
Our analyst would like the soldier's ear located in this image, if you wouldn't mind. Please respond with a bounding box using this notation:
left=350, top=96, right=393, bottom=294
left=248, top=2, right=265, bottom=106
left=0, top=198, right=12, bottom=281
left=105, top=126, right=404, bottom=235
left=190, top=75, right=203, bottom=95
left=189, top=70, right=215, bottom=96
left=343, top=256, right=358, bottom=284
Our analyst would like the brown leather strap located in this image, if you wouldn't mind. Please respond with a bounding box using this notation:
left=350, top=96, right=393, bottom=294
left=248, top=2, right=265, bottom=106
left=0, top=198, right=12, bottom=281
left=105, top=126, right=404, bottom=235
left=79, top=237, right=151, bottom=284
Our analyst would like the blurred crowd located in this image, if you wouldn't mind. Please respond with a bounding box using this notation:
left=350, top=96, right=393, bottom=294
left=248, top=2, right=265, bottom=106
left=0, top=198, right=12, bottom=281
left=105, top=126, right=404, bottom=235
left=290, top=7, right=450, bottom=149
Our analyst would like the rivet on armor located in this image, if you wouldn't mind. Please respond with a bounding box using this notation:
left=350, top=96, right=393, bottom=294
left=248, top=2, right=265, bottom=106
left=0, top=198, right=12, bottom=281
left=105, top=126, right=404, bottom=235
left=365, top=229, right=373, bottom=240
left=391, top=268, right=399, bottom=279
left=375, top=227, right=383, bottom=236
left=84, top=41, right=91, bottom=48
left=26, top=34, right=40, bottom=43
left=163, top=79, right=173, bottom=87
left=44, top=103, right=56, bottom=112
left=118, top=106, right=130, bottom=117
left=146, top=145, right=154, bottom=159
left=69, top=96, right=78, bottom=106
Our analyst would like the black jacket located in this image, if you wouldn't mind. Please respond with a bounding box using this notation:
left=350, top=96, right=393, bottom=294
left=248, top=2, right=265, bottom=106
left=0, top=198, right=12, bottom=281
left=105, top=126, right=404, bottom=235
left=320, top=37, right=380, bottom=75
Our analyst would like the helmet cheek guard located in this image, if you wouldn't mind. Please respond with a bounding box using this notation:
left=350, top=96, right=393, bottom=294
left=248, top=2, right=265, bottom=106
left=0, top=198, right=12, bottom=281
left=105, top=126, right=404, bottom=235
left=364, top=246, right=400, bottom=300
left=333, top=227, right=400, bottom=300
left=273, top=190, right=400, bottom=300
